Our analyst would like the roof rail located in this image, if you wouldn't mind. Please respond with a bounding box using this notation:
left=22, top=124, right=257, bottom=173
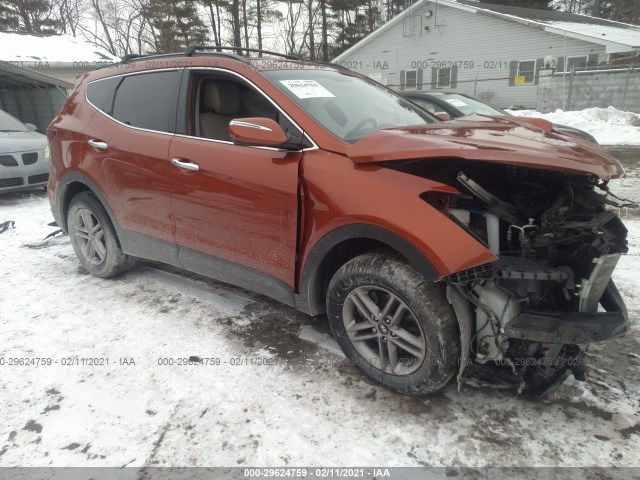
left=185, top=45, right=301, bottom=61
left=120, top=53, right=146, bottom=63
left=119, top=52, right=187, bottom=64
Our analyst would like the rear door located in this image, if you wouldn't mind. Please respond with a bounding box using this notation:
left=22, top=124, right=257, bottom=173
left=83, top=69, right=183, bottom=248
left=167, top=70, right=305, bottom=290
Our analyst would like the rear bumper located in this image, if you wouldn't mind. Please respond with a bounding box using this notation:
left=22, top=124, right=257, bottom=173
left=504, top=281, right=629, bottom=344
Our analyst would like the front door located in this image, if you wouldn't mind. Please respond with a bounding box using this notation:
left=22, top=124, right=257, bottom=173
left=168, top=72, right=303, bottom=290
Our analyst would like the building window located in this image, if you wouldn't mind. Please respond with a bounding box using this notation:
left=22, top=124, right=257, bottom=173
left=517, top=60, right=536, bottom=84
left=404, top=70, right=418, bottom=90
left=436, top=68, right=452, bottom=89
left=566, top=56, right=587, bottom=72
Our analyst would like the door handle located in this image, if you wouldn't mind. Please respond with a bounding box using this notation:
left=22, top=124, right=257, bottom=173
left=87, top=139, right=108, bottom=150
left=171, top=158, right=200, bottom=172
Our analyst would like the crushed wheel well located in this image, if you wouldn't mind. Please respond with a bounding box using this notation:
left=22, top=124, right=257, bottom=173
left=312, top=239, right=409, bottom=315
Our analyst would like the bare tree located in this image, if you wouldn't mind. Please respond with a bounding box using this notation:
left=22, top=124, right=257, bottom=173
left=54, top=0, right=83, bottom=34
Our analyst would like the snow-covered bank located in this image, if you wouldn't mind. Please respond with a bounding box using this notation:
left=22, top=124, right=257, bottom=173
left=508, top=107, right=640, bottom=146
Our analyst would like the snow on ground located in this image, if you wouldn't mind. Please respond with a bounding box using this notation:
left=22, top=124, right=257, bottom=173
left=507, top=107, right=640, bottom=146
left=1, top=166, right=640, bottom=467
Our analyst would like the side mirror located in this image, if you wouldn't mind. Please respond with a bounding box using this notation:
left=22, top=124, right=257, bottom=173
left=435, top=112, right=450, bottom=121
left=26, top=123, right=38, bottom=131
left=229, top=117, right=289, bottom=148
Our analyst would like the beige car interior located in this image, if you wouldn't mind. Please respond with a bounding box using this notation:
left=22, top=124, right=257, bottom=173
left=197, top=79, right=279, bottom=141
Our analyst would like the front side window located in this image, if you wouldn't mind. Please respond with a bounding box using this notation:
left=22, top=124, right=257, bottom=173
left=436, top=68, right=452, bottom=89
left=111, top=70, right=181, bottom=132
left=263, top=69, right=436, bottom=143
left=410, top=98, right=438, bottom=113
left=442, top=94, right=505, bottom=116
left=517, top=60, right=536, bottom=84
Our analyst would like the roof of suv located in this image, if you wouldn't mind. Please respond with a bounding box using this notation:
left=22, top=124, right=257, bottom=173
left=83, top=47, right=344, bottom=85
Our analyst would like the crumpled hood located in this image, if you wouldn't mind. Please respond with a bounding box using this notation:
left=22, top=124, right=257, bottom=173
left=347, top=115, right=624, bottom=180
left=0, top=130, right=47, bottom=154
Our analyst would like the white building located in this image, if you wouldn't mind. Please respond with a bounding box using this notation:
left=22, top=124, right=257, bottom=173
left=333, top=0, right=640, bottom=108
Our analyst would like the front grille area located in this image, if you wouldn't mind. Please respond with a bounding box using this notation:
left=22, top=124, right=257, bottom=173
left=0, top=155, right=18, bottom=167
left=28, top=173, right=49, bottom=184
left=22, top=152, right=38, bottom=165
left=0, top=177, right=24, bottom=188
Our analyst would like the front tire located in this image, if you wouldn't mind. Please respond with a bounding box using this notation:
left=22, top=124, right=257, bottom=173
left=67, top=192, right=135, bottom=278
left=326, top=251, right=459, bottom=396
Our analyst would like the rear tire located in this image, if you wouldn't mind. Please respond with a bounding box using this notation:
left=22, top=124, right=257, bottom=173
left=67, top=192, right=135, bottom=278
left=326, top=250, right=459, bottom=396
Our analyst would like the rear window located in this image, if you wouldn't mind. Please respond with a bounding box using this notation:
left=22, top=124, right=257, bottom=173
left=87, top=70, right=181, bottom=133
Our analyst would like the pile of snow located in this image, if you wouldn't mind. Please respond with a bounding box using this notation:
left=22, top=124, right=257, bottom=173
left=507, top=106, right=640, bottom=146
left=0, top=32, right=117, bottom=63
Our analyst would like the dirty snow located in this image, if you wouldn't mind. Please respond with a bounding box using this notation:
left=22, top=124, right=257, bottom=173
left=508, top=107, right=640, bottom=146
left=1, top=166, right=640, bottom=467
left=0, top=33, right=118, bottom=63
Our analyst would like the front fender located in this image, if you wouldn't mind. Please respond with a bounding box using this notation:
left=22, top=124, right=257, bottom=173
left=297, top=150, right=496, bottom=288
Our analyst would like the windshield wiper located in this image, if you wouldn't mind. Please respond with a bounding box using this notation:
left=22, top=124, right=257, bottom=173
left=0, top=129, right=25, bottom=132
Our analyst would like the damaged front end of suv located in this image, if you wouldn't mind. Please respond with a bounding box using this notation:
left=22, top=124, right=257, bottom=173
left=355, top=118, right=632, bottom=396
left=447, top=163, right=629, bottom=396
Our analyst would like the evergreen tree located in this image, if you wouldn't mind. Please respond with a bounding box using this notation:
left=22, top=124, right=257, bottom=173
left=0, top=0, right=61, bottom=32
left=143, top=0, right=209, bottom=53
left=329, top=0, right=381, bottom=55
left=587, top=0, right=640, bottom=24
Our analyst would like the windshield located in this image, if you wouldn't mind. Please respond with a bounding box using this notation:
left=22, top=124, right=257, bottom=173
left=0, top=110, right=29, bottom=132
left=442, top=95, right=506, bottom=116
left=263, top=69, right=437, bottom=143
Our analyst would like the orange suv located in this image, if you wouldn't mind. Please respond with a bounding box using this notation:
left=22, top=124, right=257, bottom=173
left=48, top=47, right=630, bottom=397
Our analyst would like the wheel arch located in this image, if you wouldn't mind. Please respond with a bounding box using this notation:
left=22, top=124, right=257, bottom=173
left=294, top=224, right=440, bottom=316
left=54, top=173, right=118, bottom=234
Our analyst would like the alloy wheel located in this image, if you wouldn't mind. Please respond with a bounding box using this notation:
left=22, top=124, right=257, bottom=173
left=342, top=286, right=426, bottom=375
left=72, top=208, right=107, bottom=266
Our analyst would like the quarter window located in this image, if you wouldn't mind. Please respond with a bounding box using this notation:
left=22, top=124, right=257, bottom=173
left=86, top=76, right=120, bottom=114
left=111, top=70, right=181, bottom=132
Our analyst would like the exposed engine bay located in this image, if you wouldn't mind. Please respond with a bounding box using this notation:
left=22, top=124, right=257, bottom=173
left=390, top=159, right=633, bottom=396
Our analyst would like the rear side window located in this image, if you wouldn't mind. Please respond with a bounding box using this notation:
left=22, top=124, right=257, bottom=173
left=86, top=76, right=120, bottom=114
left=111, top=70, right=181, bottom=132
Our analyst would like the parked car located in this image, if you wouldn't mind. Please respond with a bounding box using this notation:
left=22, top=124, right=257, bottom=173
left=48, top=48, right=629, bottom=397
left=403, top=92, right=599, bottom=144
left=0, top=109, right=49, bottom=193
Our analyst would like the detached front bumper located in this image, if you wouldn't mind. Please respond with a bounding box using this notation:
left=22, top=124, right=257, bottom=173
left=504, top=281, right=629, bottom=344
